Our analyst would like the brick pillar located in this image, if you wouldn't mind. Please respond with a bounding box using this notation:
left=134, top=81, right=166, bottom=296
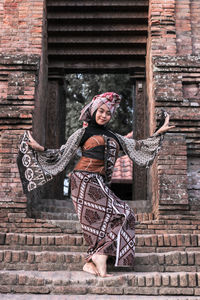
left=0, top=0, right=47, bottom=222
left=133, top=79, right=148, bottom=201
left=147, top=0, right=200, bottom=218
left=156, top=134, right=189, bottom=218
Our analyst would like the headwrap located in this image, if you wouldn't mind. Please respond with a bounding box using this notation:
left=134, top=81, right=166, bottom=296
left=79, top=92, right=121, bottom=122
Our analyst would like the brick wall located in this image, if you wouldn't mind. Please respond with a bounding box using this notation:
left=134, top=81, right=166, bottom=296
left=147, top=0, right=200, bottom=217
left=0, top=0, right=47, bottom=220
left=1, top=0, right=200, bottom=223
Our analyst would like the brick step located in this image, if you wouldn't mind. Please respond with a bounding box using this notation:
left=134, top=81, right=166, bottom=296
left=46, top=219, right=200, bottom=234
left=34, top=210, right=199, bottom=224
left=0, top=270, right=200, bottom=296
left=32, top=206, right=76, bottom=215
left=1, top=218, right=200, bottom=234
left=1, top=233, right=200, bottom=253
left=1, top=296, right=199, bottom=300
left=33, top=211, right=155, bottom=224
left=0, top=250, right=200, bottom=272
left=33, top=212, right=79, bottom=220
left=33, top=199, right=73, bottom=208
left=33, top=199, right=200, bottom=218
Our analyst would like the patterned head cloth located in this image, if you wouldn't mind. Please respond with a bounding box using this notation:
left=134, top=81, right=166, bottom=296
left=79, top=92, right=121, bottom=122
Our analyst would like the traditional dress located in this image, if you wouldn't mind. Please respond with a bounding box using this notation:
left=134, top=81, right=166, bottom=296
left=71, top=132, right=136, bottom=266
left=17, top=92, right=163, bottom=267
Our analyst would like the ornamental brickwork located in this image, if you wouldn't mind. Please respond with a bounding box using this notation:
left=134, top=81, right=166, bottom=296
left=0, top=1, right=200, bottom=296
left=0, top=0, right=48, bottom=221
left=147, top=0, right=200, bottom=218
left=0, top=0, right=199, bottom=225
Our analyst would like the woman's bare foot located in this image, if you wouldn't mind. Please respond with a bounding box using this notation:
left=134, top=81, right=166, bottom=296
left=83, top=262, right=99, bottom=276
left=92, top=254, right=113, bottom=277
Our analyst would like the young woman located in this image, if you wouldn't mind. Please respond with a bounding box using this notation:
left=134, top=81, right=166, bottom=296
left=18, top=92, right=174, bottom=277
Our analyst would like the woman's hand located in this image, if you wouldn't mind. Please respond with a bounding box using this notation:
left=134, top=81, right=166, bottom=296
left=155, top=113, right=175, bottom=135
left=27, top=131, right=45, bottom=152
left=125, top=131, right=133, bottom=139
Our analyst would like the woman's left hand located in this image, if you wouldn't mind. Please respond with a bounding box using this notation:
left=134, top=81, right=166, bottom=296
left=155, top=113, right=175, bottom=135
left=125, top=131, right=133, bottom=139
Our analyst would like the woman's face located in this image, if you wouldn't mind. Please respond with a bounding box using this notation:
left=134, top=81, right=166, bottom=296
left=95, top=104, right=111, bottom=125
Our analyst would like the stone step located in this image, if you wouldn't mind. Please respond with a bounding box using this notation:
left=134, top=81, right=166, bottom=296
left=46, top=219, right=200, bottom=234
left=0, top=250, right=200, bottom=272
left=1, top=295, right=199, bottom=300
left=0, top=270, right=200, bottom=296
left=33, top=211, right=78, bottom=220
left=1, top=233, right=200, bottom=253
left=1, top=218, right=200, bottom=235
left=33, top=199, right=73, bottom=208
left=34, top=210, right=198, bottom=224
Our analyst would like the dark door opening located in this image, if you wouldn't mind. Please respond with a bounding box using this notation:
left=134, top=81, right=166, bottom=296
left=63, top=73, right=147, bottom=202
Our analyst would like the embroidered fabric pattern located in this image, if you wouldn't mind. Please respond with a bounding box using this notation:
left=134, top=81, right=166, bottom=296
left=17, top=132, right=53, bottom=193
left=17, top=129, right=162, bottom=193
left=104, top=136, right=119, bottom=186
left=116, top=133, right=163, bottom=168
left=71, top=171, right=135, bottom=267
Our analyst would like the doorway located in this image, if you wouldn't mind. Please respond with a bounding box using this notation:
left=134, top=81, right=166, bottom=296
left=63, top=73, right=148, bottom=202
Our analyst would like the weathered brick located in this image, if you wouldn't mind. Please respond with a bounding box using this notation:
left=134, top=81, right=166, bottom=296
left=157, top=235, right=164, bottom=246
left=159, top=287, right=194, bottom=295
left=18, top=234, right=26, bottom=245
left=154, top=273, right=161, bottom=286
left=162, top=274, right=170, bottom=286
left=55, top=236, right=63, bottom=246
left=144, top=236, right=151, bottom=246
left=163, top=234, right=170, bottom=246
left=145, top=274, right=153, bottom=287
left=49, top=253, right=58, bottom=263
left=18, top=274, right=28, bottom=285
left=170, top=274, right=179, bottom=287
left=12, top=251, right=20, bottom=262
left=177, top=234, right=184, bottom=246
left=4, top=251, right=12, bottom=262
left=48, top=236, right=55, bottom=245
left=27, top=252, right=35, bottom=263
left=27, top=235, right=34, bottom=245
left=170, top=235, right=177, bottom=246
left=137, top=275, right=145, bottom=287
left=125, top=286, right=159, bottom=295
left=151, top=235, right=158, bottom=246
left=187, top=252, right=195, bottom=265
left=41, top=236, right=48, bottom=245
left=188, top=273, right=197, bottom=287
left=171, top=252, right=180, bottom=265
left=34, top=236, right=41, bottom=245
left=179, top=273, right=188, bottom=287
left=89, top=286, right=123, bottom=295
left=165, top=253, right=172, bottom=265
left=180, top=252, right=187, bottom=265
left=191, top=235, right=198, bottom=246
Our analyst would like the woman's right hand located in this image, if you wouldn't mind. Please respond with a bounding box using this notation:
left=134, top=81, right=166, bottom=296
left=27, top=131, right=45, bottom=152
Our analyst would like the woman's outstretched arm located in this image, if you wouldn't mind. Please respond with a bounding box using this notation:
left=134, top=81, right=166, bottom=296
left=154, top=113, right=175, bottom=135
left=124, top=113, right=175, bottom=139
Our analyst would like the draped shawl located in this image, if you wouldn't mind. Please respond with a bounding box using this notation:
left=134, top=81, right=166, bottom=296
left=17, top=129, right=162, bottom=194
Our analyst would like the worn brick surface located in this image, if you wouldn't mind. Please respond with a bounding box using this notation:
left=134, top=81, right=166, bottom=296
left=1, top=0, right=200, bottom=297
left=0, top=0, right=47, bottom=220
left=147, top=0, right=200, bottom=218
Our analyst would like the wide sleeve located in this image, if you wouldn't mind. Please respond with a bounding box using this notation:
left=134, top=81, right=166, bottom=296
left=115, top=133, right=163, bottom=168
left=37, top=128, right=85, bottom=175
left=17, top=128, right=85, bottom=194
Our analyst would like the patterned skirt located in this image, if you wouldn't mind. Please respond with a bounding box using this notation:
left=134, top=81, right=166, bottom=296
left=70, top=171, right=135, bottom=267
